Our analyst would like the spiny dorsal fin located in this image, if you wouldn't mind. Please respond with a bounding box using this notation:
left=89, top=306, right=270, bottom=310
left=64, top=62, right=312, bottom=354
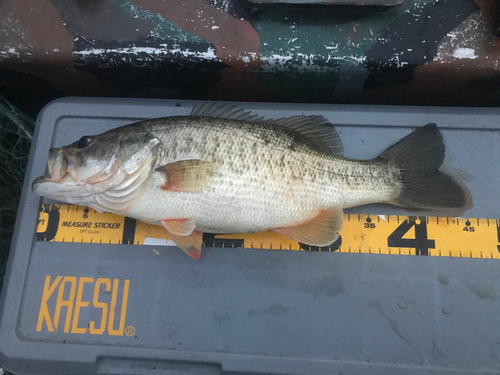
left=190, top=102, right=343, bottom=156
left=190, top=101, right=265, bottom=122
left=268, top=115, right=344, bottom=156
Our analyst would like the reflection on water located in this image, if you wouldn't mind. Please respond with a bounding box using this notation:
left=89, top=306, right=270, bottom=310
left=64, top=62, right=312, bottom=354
left=0, top=0, right=498, bottom=106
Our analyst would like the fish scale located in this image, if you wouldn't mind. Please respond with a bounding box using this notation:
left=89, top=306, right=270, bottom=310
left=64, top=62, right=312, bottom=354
left=125, top=117, right=396, bottom=230
left=32, top=103, right=470, bottom=258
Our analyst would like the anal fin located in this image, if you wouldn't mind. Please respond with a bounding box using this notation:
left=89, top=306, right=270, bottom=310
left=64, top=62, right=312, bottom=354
left=273, top=208, right=344, bottom=247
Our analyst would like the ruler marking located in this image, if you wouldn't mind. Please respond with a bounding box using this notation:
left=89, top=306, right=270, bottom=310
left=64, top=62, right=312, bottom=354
left=497, top=222, right=500, bottom=253
left=122, top=217, right=137, bottom=245
left=36, top=204, right=499, bottom=260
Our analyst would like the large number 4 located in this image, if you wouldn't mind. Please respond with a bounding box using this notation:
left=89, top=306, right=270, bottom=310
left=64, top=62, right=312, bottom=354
left=388, top=216, right=435, bottom=256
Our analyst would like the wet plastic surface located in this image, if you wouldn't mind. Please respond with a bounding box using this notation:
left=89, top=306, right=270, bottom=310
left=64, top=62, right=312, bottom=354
left=0, top=98, right=499, bottom=375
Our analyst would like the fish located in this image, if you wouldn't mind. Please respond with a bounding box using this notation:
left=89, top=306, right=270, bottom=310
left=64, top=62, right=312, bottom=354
left=32, top=102, right=472, bottom=259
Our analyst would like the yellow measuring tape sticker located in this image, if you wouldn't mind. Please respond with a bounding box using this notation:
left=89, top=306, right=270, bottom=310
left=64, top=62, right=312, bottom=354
left=36, top=204, right=500, bottom=259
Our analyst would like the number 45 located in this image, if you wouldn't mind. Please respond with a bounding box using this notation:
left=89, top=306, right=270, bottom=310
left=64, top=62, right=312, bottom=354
left=388, top=217, right=435, bottom=256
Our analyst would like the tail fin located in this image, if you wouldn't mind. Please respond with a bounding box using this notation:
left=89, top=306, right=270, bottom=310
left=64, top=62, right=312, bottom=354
left=378, top=123, right=472, bottom=211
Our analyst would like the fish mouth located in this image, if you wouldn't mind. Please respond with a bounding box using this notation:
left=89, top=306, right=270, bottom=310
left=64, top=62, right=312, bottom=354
left=32, top=147, right=129, bottom=200
left=32, top=173, right=82, bottom=198
left=32, top=148, right=85, bottom=198
left=32, top=148, right=70, bottom=187
left=47, top=148, right=69, bottom=181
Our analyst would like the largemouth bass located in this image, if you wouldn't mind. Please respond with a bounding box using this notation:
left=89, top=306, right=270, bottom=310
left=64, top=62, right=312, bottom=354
left=32, top=103, right=471, bottom=259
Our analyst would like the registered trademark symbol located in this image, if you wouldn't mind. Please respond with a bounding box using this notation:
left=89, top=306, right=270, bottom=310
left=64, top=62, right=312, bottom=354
left=125, top=326, right=136, bottom=337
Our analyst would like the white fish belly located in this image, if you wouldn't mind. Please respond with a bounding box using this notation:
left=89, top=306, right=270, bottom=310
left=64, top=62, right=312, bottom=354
left=124, top=160, right=397, bottom=233
left=124, top=122, right=399, bottom=233
left=125, top=171, right=323, bottom=233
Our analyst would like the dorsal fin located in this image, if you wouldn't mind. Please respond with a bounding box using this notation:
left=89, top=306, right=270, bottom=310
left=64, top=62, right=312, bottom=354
left=190, top=101, right=265, bottom=122
left=190, top=102, right=343, bottom=156
left=268, top=115, right=343, bottom=156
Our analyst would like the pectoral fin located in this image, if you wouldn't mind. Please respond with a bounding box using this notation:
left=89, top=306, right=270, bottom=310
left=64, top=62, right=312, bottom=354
left=158, top=159, right=218, bottom=193
left=273, top=208, right=344, bottom=247
left=161, top=219, right=203, bottom=259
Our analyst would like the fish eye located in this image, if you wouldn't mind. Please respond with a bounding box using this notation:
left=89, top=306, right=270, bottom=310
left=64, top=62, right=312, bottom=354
left=77, top=136, right=93, bottom=148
